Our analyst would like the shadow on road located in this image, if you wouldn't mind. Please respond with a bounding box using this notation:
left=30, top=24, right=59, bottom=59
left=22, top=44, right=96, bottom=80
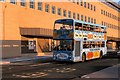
left=103, top=52, right=120, bottom=59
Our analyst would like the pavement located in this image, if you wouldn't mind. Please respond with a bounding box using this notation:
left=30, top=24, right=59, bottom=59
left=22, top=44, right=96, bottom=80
left=81, top=64, right=120, bottom=78
left=0, top=53, right=53, bottom=65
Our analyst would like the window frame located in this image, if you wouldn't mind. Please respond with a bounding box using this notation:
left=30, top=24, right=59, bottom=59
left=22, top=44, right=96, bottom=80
left=73, top=13, right=76, bottom=19
left=30, top=0, right=35, bottom=9
left=52, top=6, right=56, bottom=14
left=63, top=9, right=67, bottom=17
left=58, top=8, right=61, bottom=15
left=10, top=0, right=16, bottom=4
left=38, top=2, right=42, bottom=11
left=45, top=4, right=49, bottom=12
left=68, top=11, right=71, bottom=18
left=20, top=0, right=25, bottom=6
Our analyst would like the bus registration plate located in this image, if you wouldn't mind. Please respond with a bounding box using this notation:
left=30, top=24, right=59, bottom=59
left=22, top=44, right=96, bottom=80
left=57, top=53, right=68, bottom=59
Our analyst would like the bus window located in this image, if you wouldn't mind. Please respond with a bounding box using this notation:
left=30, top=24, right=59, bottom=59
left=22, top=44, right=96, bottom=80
left=90, top=41, right=95, bottom=48
left=83, top=41, right=89, bottom=48
left=54, top=19, right=73, bottom=30
left=82, top=24, right=89, bottom=31
left=101, top=27, right=107, bottom=33
left=94, top=27, right=99, bottom=32
left=98, top=42, right=101, bottom=47
left=53, top=40, right=74, bottom=51
left=103, top=30, right=107, bottom=33
left=78, top=26, right=82, bottom=30
left=90, top=26, right=94, bottom=32
left=95, top=42, right=99, bottom=48
left=100, top=42, right=102, bottom=47
left=75, top=22, right=82, bottom=30
left=101, top=42, right=105, bottom=47
left=99, top=27, right=102, bottom=33
left=75, top=26, right=79, bottom=30
left=101, top=27, right=104, bottom=33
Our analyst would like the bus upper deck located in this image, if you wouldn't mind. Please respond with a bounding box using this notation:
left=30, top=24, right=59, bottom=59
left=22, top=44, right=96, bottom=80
left=54, top=19, right=107, bottom=41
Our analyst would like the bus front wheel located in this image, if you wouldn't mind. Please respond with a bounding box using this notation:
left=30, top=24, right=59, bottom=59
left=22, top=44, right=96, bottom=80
left=82, top=53, right=86, bottom=62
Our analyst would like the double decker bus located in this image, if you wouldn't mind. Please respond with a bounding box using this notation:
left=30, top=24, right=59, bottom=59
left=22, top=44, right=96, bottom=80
left=53, top=19, right=107, bottom=62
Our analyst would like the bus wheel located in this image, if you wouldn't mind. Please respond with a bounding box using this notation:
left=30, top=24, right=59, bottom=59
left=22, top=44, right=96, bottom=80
left=82, top=53, right=86, bottom=62
left=100, top=51, right=103, bottom=59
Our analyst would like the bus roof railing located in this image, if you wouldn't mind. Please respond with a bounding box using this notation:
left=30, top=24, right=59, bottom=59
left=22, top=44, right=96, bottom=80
left=74, top=19, right=106, bottom=28
left=55, top=18, right=106, bottom=28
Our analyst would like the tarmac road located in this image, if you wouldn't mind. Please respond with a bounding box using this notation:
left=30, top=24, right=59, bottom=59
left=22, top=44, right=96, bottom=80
left=1, top=53, right=120, bottom=80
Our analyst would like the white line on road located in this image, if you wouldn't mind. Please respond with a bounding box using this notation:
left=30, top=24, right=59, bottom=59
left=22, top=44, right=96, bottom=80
left=81, top=75, right=90, bottom=78
left=30, top=63, right=51, bottom=67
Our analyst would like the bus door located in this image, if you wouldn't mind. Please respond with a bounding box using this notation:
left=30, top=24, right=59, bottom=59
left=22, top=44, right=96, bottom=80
left=74, top=41, right=81, bottom=61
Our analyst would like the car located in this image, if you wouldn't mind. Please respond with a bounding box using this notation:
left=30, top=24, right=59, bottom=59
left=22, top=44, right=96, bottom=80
left=117, top=51, right=120, bottom=55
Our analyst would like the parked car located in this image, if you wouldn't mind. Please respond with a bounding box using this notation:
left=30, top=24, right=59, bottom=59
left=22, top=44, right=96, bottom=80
left=117, top=51, right=120, bottom=55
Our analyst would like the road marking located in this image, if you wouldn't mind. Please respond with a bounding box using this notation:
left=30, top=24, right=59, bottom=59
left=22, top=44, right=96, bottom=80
left=30, top=63, right=51, bottom=67
left=81, top=75, right=90, bottom=78
left=13, top=72, right=48, bottom=78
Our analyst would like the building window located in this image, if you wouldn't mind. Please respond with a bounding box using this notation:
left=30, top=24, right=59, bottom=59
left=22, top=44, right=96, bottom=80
left=68, top=11, right=71, bottom=18
left=58, top=8, right=61, bottom=15
left=38, top=2, right=42, bottom=10
left=77, top=14, right=80, bottom=20
left=84, top=2, right=86, bottom=8
left=94, top=19, right=96, bottom=24
left=112, top=14, right=114, bottom=19
left=104, top=10, right=105, bottom=15
left=10, top=0, right=16, bottom=4
left=91, top=4, right=92, bottom=10
left=106, top=12, right=107, bottom=16
left=63, top=10, right=66, bottom=17
left=80, top=0, right=83, bottom=6
left=91, top=18, right=93, bottom=23
left=45, top=4, right=49, bottom=12
left=77, top=0, right=79, bottom=5
left=106, top=23, right=108, bottom=27
left=30, top=0, right=34, bottom=9
left=94, top=6, right=96, bottom=11
left=21, top=0, right=25, bottom=6
left=73, top=13, right=76, bottom=19
left=110, top=13, right=111, bottom=18
left=102, top=21, right=104, bottom=25
left=88, top=17, right=90, bottom=22
left=81, top=15, right=83, bottom=21
left=52, top=6, right=55, bottom=14
left=73, top=0, right=75, bottom=3
left=108, top=13, right=109, bottom=17
left=109, top=24, right=111, bottom=28
left=88, top=3, right=90, bottom=9
left=101, top=9, right=103, bottom=14
left=84, top=16, right=87, bottom=22
left=0, top=0, right=5, bottom=2
left=104, top=22, right=106, bottom=26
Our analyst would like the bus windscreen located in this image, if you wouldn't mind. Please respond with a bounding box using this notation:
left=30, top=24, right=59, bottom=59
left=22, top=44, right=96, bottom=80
left=54, top=19, right=73, bottom=30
